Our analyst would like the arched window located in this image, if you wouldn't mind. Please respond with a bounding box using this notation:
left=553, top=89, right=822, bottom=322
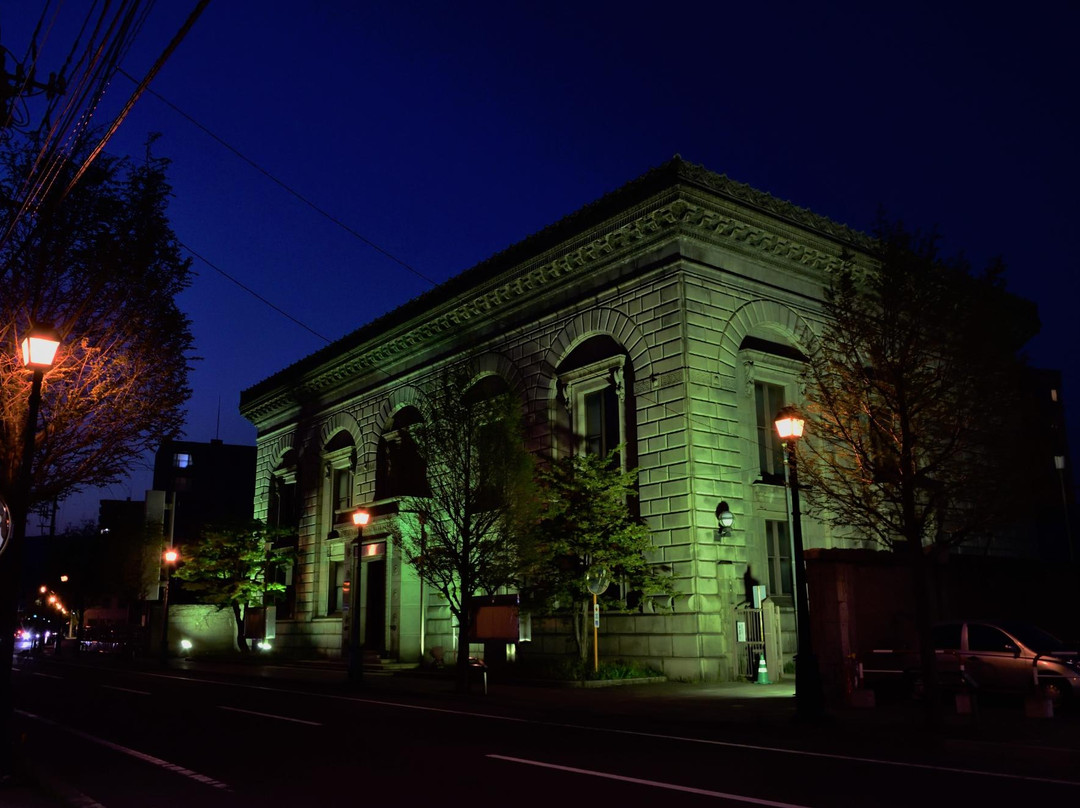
left=556, top=336, right=634, bottom=467
left=268, top=450, right=299, bottom=619
left=376, top=406, right=429, bottom=500
left=740, top=334, right=806, bottom=485
left=464, top=374, right=516, bottom=511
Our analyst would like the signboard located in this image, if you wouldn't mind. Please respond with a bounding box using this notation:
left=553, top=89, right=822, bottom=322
left=470, top=594, right=520, bottom=641
left=593, top=602, right=600, bottom=628
left=752, top=585, right=767, bottom=609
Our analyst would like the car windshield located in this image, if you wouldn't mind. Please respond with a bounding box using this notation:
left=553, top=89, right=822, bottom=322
left=998, top=622, right=1066, bottom=653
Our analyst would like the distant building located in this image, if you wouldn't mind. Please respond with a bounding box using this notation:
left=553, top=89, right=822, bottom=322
left=81, top=439, right=256, bottom=630
left=152, top=438, right=257, bottom=550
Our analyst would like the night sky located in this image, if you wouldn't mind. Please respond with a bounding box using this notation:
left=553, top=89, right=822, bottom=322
left=3, top=2, right=1077, bottom=530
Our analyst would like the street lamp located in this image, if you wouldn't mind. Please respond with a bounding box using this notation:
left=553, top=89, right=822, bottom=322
left=1, top=323, right=61, bottom=776
left=347, top=508, right=370, bottom=684
left=160, top=548, right=179, bottom=664
left=774, top=405, right=825, bottom=720
left=715, top=501, right=735, bottom=540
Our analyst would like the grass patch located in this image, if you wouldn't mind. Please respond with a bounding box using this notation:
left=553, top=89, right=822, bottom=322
left=512, top=657, right=661, bottom=682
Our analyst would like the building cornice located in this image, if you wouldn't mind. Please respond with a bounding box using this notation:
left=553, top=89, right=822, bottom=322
left=240, top=158, right=873, bottom=425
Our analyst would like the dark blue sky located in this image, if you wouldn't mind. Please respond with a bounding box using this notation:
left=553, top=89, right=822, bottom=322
left=4, top=2, right=1077, bottom=529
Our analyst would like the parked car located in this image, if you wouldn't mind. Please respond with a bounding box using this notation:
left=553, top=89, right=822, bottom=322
left=13, top=627, right=35, bottom=652
left=861, top=620, right=1080, bottom=708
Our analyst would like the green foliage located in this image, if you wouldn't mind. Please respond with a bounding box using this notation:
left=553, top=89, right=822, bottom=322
left=173, top=520, right=293, bottom=652
left=521, top=450, right=671, bottom=660
left=523, top=450, right=669, bottom=612
left=512, top=656, right=661, bottom=682
left=174, top=520, right=292, bottom=607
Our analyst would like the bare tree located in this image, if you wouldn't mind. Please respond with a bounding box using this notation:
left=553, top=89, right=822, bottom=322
left=388, top=367, right=535, bottom=692
left=0, top=134, right=195, bottom=510
left=799, top=220, right=1041, bottom=721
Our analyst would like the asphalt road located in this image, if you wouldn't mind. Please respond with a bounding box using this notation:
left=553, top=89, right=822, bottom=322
left=10, top=654, right=1080, bottom=807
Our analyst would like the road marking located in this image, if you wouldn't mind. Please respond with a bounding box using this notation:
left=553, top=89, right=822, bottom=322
left=489, top=754, right=812, bottom=806
left=32, top=671, right=63, bottom=679
left=102, top=685, right=151, bottom=695
left=218, top=705, right=322, bottom=726
left=136, top=672, right=1080, bottom=787
left=16, top=710, right=232, bottom=792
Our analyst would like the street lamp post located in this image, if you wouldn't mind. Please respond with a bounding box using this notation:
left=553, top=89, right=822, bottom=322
left=160, top=548, right=179, bottom=664
left=774, top=405, right=826, bottom=721
left=347, top=509, right=370, bottom=684
left=1, top=324, right=61, bottom=776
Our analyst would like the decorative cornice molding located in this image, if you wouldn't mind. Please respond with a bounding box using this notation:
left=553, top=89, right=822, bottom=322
left=242, top=170, right=872, bottom=425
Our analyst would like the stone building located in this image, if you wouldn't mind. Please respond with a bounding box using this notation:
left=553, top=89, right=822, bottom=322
left=238, top=157, right=877, bottom=681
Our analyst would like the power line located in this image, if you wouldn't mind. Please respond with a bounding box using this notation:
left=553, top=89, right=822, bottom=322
left=117, top=67, right=440, bottom=289
left=178, top=239, right=331, bottom=344
left=128, top=70, right=751, bottom=456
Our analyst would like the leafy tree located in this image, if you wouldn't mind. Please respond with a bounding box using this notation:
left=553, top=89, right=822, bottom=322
left=798, top=220, right=1040, bottom=719
left=172, top=520, right=293, bottom=654
left=522, top=450, right=672, bottom=668
left=388, top=367, right=535, bottom=692
left=0, top=132, right=195, bottom=512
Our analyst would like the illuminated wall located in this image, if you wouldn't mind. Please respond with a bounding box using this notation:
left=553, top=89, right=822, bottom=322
left=240, top=158, right=875, bottom=680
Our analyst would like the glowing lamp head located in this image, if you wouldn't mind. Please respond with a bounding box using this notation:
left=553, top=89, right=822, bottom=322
left=774, top=405, right=805, bottom=442
left=352, top=509, right=370, bottom=528
left=20, top=325, right=61, bottom=369
left=163, top=548, right=179, bottom=564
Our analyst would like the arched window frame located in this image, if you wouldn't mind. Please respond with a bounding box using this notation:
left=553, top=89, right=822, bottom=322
left=558, top=354, right=627, bottom=470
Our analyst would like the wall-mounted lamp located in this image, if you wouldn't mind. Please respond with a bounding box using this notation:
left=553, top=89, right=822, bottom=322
left=715, top=501, right=734, bottom=541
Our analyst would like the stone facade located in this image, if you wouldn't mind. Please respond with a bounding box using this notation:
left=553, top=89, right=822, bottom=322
left=239, top=158, right=876, bottom=680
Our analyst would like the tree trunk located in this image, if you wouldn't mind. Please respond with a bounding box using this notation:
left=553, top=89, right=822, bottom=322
left=576, top=600, right=588, bottom=668
left=233, top=603, right=249, bottom=654
left=454, top=601, right=471, bottom=693
left=910, top=540, right=941, bottom=729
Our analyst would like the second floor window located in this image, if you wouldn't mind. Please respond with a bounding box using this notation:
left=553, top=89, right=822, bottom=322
left=583, top=385, right=620, bottom=458
left=334, top=467, right=352, bottom=513
left=755, top=382, right=786, bottom=483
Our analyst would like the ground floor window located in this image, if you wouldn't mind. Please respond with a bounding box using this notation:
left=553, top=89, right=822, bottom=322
left=328, top=560, right=346, bottom=614
left=765, top=520, right=792, bottom=597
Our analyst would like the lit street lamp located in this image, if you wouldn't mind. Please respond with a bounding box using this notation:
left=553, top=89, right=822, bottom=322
left=1, top=323, right=61, bottom=776
left=160, top=548, right=180, bottom=664
left=347, top=508, right=370, bottom=684
left=774, top=405, right=825, bottom=720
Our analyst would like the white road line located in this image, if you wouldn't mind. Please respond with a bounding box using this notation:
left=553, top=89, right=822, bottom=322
left=489, top=754, right=812, bottom=806
left=218, top=705, right=322, bottom=726
left=102, top=685, right=151, bottom=695
left=16, top=710, right=232, bottom=792
left=136, top=672, right=1080, bottom=787
left=32, top=671, right=63, bottom=679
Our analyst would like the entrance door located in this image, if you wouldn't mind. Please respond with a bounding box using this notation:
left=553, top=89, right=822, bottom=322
left=364, top=558, right=386, bottom=652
